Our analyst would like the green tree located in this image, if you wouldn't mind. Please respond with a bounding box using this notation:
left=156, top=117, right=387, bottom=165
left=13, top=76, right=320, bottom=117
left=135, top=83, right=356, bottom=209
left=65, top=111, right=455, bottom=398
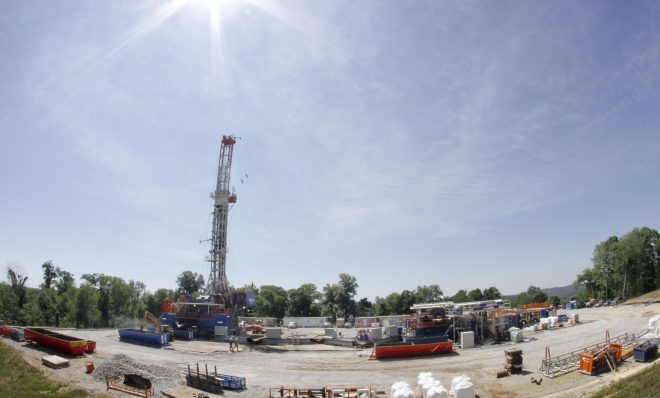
left=81, top=273, right=101, bottom=287
left=337, top=273, right=359, bottom=317
left=127, top=280, right=146, bottom=319
left=56, top=290, right=76, bottom=327
left=0, top=283, right=19, bottom=324
left=414, top=285, right=443, bottom=303
left=526, top=285, right=548, bottom=303
left=76, top=284, right=99, bottom=328
left=93, top=275, right=131, bottom=326
left=377, top=291, right=416, bottom=315
left=41, top=261, right=57, bottom=289
left=54, top=267, right=75, bottom=294
left=7, top=266, right=28, bottom=309
left=256, top=285, right=288, bottom=318
left=371, top=296, right=388, bottom=316
left=468, top=288, right=484, bottom=301
left=483, top=286, right=501, bottom=300
left=144, top=288, right=174, bottom=316
left=515, top=292, right=530, bottom=306
left=321, top=284, right=342, bottom=319
left=321, top=274, right=359, bottom=318
left=287, top=283, right=320, bottom=316
left=550, top=296, right=561, bottom=307
left=176, top=271, right=205, bottom=297
left=575, top=227, right=659, bottom=300
left=36, top=288, right=59, bottom=326
left=356, top=297, right=373, bottom=316
left=452, top=289, right=468, bottom=303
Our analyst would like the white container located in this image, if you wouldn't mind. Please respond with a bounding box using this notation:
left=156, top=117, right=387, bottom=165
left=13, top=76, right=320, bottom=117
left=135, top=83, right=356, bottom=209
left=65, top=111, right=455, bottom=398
left=460, top=331, right=474, bottom=349
left=369, top=327, right=382, bottom=340
left=265, top=328, right=282, bottom=339
left=450, top=376, right=471, bottom=395
left=454, top=381, right=475, bottom=398
left=385, top=325, right=399, bottom=337
left=214, top=326, right=228, bottom=337
left=511, top=330, right=523, bottom=343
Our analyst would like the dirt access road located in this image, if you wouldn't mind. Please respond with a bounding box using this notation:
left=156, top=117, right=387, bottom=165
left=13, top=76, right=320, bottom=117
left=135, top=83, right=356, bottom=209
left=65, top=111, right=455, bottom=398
left=4, top=303, right=659, bottom=398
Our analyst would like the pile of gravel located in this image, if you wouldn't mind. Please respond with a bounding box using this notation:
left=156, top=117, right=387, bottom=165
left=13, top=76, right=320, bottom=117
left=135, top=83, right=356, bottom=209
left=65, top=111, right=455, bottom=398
left=93, top=353, right=183, bottom=394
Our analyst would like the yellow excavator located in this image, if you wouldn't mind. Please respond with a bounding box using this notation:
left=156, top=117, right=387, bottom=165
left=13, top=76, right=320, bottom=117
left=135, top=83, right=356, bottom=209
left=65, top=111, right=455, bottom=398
left=143, top=311, right=174, bottom=339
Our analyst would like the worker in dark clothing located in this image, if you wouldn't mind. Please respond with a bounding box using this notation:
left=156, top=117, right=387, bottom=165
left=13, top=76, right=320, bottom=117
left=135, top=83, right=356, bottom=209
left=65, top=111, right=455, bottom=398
left=229, top=329, right=239, bottom=352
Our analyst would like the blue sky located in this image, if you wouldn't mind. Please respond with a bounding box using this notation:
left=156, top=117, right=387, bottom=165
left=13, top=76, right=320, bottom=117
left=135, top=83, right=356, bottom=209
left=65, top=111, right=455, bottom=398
left=1, top=0, right=659, bottom=300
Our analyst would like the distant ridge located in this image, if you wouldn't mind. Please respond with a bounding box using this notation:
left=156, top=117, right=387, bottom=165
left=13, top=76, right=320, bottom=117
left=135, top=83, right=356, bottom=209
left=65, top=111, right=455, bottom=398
left=542, top=284, right=584, bottom=298
left=502, top=284, right=585, bottom=301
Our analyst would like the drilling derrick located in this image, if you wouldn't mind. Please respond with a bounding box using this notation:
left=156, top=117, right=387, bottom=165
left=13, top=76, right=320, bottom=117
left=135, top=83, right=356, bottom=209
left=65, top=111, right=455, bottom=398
left=207, top=135, right=237, bottom=306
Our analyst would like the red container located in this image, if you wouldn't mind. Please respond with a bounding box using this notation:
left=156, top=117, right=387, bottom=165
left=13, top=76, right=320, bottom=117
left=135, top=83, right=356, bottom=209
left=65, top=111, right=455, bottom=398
left=24, top=328, right=89, bottom=357
left=0, top=326, right=11, bottom=337
left=86, top=340, right=97, bottom=354
left=371, top=340, right=454, bottom=359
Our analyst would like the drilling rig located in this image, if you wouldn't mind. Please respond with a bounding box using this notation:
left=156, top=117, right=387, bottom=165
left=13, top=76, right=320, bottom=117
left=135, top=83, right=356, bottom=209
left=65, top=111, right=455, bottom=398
left=159, top=135, right=238, bottom=339
left=206, top=135, right=237, bottom=305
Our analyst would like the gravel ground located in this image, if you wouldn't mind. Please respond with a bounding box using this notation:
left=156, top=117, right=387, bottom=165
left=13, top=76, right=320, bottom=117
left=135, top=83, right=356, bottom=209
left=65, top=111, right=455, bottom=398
left=4, top=303, right=659, bottom=398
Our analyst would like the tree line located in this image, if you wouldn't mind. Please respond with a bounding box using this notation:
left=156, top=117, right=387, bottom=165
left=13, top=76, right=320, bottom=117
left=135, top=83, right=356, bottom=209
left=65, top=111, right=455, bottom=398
left=575, top=226, right=659, bottom=301
left=1, top=225, right=656, bottom=327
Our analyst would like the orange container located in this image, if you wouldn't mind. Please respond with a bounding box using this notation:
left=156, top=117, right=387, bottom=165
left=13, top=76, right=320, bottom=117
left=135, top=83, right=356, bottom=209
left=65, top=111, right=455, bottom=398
left=609, top=343, right=622, bottom=361
left=579, top=353, right=594, bottom=374
left=85, top=362, right=95, bottom=374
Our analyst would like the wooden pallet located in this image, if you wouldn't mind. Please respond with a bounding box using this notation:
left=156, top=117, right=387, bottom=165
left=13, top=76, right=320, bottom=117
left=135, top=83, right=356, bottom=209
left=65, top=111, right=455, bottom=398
left=41, top=355, right=69, bottom=369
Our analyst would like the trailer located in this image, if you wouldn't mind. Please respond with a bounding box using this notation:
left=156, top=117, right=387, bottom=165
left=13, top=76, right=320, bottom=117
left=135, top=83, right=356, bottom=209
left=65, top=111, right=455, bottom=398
left=24, top=328, right=92, bottom=356
left=186, top=363, right=246, bottom=392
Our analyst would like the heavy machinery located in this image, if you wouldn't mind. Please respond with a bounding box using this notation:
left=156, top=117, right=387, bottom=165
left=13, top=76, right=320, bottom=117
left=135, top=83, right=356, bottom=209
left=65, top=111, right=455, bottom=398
left=160, top=135, right=239, bottom=338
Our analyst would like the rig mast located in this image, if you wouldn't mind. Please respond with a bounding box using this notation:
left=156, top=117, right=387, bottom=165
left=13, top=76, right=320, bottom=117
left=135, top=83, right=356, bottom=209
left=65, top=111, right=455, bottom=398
left=206, top=135, right=237, bottom=306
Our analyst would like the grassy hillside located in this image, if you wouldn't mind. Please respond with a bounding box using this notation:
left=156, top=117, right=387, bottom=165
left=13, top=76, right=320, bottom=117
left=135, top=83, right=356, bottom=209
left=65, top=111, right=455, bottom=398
left=589, top=362, right=660, bottom=398
left=0, top=340, right=92, bottom=398
left=625, top=289, right=660, bottom=304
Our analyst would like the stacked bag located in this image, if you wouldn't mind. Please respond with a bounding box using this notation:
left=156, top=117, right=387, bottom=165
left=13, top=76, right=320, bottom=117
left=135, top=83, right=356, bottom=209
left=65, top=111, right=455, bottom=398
left=391, top=382, right=414, bottom=398
left=649, top=315, right=660, bottom=337
left=450, top=375, right=474, bottom=398
left=417, top=372, right=448, bottom=398
left=392, top=373, right=475, bottom=398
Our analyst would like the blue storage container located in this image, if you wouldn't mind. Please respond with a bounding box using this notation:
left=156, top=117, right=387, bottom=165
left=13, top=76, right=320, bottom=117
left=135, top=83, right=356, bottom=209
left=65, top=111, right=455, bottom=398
left=634, top=340, right=658, bottom=362
left=118, top=329, right=169, bottom=347
left=174, top=329, right=194, bottom=340
left=218, top=374, right=246, bottom=390
left=160, top=313, right=177, bottom=326
left=10, top=329, right=25, bottom=342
